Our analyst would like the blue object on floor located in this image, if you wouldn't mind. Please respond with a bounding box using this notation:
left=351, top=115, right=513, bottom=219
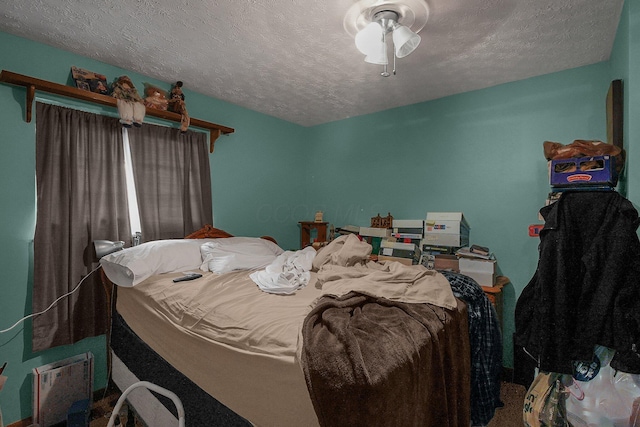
left=67, top=398, right=90, bottom=427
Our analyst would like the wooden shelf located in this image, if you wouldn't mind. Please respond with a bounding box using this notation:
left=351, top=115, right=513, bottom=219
left=0, top=70, right=234, bottom=153
left=299, top=221, right=329, bottom=249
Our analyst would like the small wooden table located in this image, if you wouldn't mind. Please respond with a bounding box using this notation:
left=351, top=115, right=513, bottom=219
left=299, top=221, right=328, bottom=248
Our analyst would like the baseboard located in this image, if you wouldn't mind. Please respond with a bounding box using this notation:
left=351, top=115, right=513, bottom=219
left=7, top=418, right=33, bottom=427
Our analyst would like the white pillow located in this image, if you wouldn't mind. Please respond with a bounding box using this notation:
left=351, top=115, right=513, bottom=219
left=200, top=237, right=284, bottom=274
left=100, top=239, right=213, bottom=287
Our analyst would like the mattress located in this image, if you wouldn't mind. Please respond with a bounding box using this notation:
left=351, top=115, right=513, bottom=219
left=115, top=269, right=322, bottom=426
left=108, top=233, right=487, bottom=426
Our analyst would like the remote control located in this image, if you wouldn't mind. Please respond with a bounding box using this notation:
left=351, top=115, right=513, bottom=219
left=172, top=273, right=203, bottom=282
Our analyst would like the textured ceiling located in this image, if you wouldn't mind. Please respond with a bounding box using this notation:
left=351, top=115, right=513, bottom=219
left=0, top=0, right=624, bottom=126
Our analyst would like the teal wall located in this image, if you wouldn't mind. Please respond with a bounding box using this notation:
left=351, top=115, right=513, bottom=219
left=307, top=62, right=611, bottom=371
left=0, top=0, right=636, bottom=421
left=0, top=32, right=307, bottom=423
left=621, top=0, right=640, bottom=204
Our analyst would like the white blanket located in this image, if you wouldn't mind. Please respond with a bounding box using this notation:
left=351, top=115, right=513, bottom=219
left=250, top=246, right=317, bottom=294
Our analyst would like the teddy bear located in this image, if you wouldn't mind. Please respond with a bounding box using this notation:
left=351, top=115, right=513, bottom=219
left=110, top=76, right=145, bottom=127
left=143, top=84, right=169, bottom=111
left=167, top=81, right=190, bottom=133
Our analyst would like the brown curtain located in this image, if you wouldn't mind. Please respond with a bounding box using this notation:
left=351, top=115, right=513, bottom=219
left=33, top=103, right=131, bottom=352
left=127, top=125, right=212, bottom=241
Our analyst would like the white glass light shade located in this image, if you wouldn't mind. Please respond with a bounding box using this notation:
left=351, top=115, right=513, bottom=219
left=393, top=25, right=421, bottom=58
left=364, top=34, right=388, bottom=65
left=355, top=22, right=384, bottom=55
left=364, top=55, right=388, bottom=65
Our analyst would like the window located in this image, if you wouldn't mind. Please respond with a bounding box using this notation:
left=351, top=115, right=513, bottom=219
left=32, top=102, right=214, bottom=350
left=122, top=128, right=142, bottom=245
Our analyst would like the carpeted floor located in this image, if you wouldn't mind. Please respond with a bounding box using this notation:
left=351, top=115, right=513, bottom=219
left=88, top=381, right=526, bottom=427
left=90, top=389, right=146, bottom=427
left=487, top=381, right=527, bottom=427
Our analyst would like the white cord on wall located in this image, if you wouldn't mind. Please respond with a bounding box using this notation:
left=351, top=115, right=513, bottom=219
left=0, top=264, right=102, bottom=334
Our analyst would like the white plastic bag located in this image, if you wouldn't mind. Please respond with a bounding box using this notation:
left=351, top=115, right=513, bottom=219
left=566, top=346, right=639, bottom=427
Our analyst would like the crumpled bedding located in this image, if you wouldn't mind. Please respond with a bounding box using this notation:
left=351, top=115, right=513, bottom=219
left=302, top=234, right=471, bottom=426
left=111, top=233, right=478, bottom=426
left=314, top=234, right=457, bottom=309
left=250, top=246, right=317, bottom=294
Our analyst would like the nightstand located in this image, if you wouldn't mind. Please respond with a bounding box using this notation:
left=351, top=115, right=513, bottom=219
left=482, top=276, right=508, bottom=330
left=299, top=221, right=328, bottom=248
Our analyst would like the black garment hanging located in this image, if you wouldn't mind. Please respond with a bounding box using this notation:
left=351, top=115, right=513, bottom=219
left=515, top=191, right=640, bottom=374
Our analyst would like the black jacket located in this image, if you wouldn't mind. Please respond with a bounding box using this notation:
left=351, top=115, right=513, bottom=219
left=515, top=191, right=640, bottom=374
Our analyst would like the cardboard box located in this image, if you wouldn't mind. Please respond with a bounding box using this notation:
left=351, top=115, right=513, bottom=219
left=459, top=257, right=496, bottom=286
left=33, top=352, right=94, bottom=427
left=424, top=212, right=470, bottom=247
left=435, top=254, right=459, bottom=271
left=420, top=254, right=460, bottom=271
left=392, top=219, right=425, bottom=236
left=549, top=155, right=618, bottom=187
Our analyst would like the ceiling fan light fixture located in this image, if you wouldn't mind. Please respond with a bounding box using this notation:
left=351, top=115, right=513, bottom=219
left=355, top=21, right=384, bottom=55
left=345, top=0, right=429, bottom=77
left=364, top=55, right=388, bottom=65
left=393, top=24, right=421, bottom=58
left=364, top=48, right=388, bottom=65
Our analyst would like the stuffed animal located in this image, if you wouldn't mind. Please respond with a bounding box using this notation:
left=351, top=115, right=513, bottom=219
left=111, top=76, right=145, bottom=127
left=168, top=81, right=190, bottom=133
left=143, top=84, right=169, bottom=111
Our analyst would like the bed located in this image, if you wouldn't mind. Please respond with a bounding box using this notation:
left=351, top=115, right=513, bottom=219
left=100, top=228, right=502, bottom=426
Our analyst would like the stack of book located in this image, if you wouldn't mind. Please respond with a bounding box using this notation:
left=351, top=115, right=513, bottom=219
left=359, top=226, right=392, bottom=255
left=456, top=244, right=497, bottom=286
left=378, top=239, right=421, bottom=265
left=420, top=212, right=470, bottom=270
left=336, top=225, right=360, bottom=236
left=421, top=245, right=456, bottom=255
left=391, top=219, right=424, bottom=247
left=359, top=227, right=392, bottom=239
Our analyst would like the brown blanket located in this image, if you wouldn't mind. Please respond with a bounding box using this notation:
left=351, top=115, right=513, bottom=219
left=301, top=291, right=471, bottom=427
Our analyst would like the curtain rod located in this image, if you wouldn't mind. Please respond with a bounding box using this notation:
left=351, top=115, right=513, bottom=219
left=0, top=70, right=234, bottom=153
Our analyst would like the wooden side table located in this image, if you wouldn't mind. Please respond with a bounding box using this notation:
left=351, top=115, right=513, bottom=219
left=299, top=221, right=328, bottom=248
left=482, top=276, right=509, bottom=330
